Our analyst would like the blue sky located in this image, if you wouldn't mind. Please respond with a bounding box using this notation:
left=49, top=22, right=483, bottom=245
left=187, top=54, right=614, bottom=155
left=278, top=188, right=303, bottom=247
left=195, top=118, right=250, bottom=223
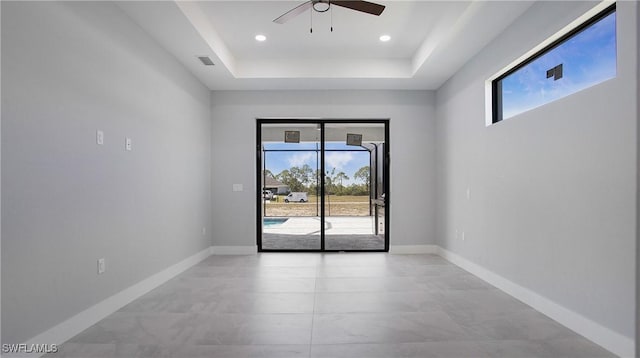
left=264, top=142, right=369, bottom=185
left=501, top=11, right=616, bottom=119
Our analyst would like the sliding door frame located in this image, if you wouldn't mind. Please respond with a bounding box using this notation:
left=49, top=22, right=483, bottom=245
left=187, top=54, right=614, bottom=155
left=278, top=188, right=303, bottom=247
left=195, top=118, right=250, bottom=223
left=256, top=118, right=390, bottom=252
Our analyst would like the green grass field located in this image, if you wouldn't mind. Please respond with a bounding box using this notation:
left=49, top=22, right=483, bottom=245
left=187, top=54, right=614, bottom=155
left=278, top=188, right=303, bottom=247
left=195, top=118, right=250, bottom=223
left=264, top=195, right=371, bottom=216
left=270, top=195, right=369, bottom=203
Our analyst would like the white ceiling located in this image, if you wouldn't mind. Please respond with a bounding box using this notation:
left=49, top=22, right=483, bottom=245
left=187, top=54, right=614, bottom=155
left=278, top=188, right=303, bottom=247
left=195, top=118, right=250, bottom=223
left=117, top=1, right=534, bottom=91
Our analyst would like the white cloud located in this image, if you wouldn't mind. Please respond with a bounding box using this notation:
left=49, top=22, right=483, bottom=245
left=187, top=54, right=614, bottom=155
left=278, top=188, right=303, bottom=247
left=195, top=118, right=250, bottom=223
left=287, top=152, right=314, bottom=167
left=326, top=152, right=353, bottom=170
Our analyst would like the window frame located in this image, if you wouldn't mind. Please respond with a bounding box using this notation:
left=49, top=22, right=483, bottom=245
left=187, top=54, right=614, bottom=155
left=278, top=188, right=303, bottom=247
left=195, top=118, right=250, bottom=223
left=491, top=3, right=616, bottom=124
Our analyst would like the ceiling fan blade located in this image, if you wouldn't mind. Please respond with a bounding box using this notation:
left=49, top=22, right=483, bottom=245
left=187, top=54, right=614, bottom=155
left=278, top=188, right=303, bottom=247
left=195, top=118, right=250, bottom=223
left=331, top=1, right=385, bottom=16
left=273, top=1, right=313, bottom=24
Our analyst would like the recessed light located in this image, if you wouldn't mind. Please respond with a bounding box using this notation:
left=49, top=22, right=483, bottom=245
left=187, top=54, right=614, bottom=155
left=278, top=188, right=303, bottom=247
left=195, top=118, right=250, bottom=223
left=379, top=35, right=391, bottom=42
left=255, top=34, right=267, bottom=42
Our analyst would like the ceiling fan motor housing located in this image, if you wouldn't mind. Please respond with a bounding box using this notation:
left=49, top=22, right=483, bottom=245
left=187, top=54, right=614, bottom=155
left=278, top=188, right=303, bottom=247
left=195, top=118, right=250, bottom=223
left=312, top=0, right=331, bottom=13
left=273, top=1, right=385, bottom=25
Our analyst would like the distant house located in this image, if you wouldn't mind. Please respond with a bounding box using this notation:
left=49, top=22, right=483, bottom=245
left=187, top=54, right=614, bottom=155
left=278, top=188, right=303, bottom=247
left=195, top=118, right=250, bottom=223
left=263, top=176, right=289, bottom=195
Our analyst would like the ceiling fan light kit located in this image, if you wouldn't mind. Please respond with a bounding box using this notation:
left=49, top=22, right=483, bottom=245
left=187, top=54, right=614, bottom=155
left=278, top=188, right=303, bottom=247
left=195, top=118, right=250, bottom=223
left=273, top=0, right=385, bottom=33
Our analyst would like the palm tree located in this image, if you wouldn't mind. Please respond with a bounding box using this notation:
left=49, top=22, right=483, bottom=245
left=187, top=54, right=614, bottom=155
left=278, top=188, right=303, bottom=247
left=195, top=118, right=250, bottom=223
left=354, top=166, right=370, bottom=186
left=353, top=165, right=371, bottom=192
left=335, top=171, right=349, bottom=186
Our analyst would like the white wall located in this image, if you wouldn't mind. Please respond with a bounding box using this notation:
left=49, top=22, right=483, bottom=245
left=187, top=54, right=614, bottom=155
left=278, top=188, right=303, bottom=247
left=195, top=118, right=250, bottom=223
left=210, top=90, right=436, bottom=249
left=436, top=1, right=637, bottom=355
left=1, top=2, right=212, bottom=344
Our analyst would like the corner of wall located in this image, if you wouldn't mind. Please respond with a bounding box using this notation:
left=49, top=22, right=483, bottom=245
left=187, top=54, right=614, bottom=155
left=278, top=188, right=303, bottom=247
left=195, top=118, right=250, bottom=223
left=636, top=1, right=640, bottom=356
left=1, top=0, right=3, bottom=346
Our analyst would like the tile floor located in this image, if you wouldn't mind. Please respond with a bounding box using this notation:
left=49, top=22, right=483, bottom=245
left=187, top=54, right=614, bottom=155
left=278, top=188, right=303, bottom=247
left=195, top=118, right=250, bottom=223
left=49, top=253, right=614, bottom=358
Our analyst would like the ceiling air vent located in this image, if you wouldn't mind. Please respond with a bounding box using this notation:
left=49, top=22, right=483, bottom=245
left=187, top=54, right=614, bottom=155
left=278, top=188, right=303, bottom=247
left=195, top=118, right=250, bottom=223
left=198, top=56, right=215, bottom=66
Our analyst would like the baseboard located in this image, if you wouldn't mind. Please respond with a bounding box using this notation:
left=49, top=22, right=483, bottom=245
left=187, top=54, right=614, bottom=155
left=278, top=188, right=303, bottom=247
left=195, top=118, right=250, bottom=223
left=6, top=246, right=213, bottom=358
left=388, top=244, right=438, bottom=254
left=211, top=245, right=257, bottom=255
left=6, top=245, right=632, bottom=357
left=436, top=246, right=635, bottom=358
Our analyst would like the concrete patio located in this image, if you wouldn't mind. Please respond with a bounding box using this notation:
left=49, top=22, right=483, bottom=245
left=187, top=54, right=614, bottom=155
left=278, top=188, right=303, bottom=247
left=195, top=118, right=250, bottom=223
left=262, top=216, right=384, bottom=250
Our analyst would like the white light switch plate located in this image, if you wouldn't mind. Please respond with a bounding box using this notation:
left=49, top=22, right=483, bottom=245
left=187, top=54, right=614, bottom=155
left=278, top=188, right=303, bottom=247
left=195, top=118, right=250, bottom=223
left=96, top=130, right=104, bottom=145
left=125, top=137, right=132, bottom=151
left=97, top=258, right=106, bottom=274
left=233, top=184, right=243, bottom=192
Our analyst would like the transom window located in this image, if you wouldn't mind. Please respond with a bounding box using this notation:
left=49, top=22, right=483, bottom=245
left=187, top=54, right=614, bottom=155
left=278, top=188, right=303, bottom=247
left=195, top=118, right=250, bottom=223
left=491, top=4, right=616, bottom=124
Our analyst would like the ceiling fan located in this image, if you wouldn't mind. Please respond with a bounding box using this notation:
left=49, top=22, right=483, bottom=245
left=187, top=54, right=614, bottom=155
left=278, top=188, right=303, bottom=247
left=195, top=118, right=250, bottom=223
left=273, top=0, right=385, bottom=25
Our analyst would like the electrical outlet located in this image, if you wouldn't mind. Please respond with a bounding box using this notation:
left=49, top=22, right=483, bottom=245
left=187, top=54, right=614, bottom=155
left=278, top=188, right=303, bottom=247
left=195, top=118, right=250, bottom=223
left=97, top=258, right=106, bottom=274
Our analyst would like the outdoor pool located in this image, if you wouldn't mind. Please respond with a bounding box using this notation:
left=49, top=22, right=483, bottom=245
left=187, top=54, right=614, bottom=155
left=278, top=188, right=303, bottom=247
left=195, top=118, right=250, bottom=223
left=263, top=218, right=288, bottom=227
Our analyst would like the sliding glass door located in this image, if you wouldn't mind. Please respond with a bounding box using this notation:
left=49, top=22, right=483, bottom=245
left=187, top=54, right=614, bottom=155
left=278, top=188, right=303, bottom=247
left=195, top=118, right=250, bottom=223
left=257, top=119, right=388, bottom=252
left=323, top=123, right=387, bottom=250
left=259, top=123, right=322, bottom=250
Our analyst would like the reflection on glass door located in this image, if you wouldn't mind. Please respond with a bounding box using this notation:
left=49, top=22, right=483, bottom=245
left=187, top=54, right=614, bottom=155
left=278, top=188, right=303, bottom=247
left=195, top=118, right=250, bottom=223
left=260, top=123, right=321, bottom=250
left=257, top=119, right=388, bottom=252
left=324, top=123, right=385, bottom=251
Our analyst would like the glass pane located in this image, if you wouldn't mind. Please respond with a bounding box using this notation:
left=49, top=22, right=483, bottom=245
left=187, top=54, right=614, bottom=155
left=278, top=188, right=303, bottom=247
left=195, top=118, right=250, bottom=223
left=264, top=142, right=319, bottom=151
left=324, top=142, right=368, bottom=150
left=261, top=123, right=321, bottom=250
left=324, top=123, right=385, bottom=251
left=499, top=10, right=616, bottom=120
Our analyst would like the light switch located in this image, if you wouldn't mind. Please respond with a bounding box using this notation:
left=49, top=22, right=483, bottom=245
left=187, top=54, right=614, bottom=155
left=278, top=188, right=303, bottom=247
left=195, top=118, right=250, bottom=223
left=96, top=130, right=104, bottom=145
left=233, top=184, right=243, bottom=192
left=97, top=258, right=106, bottom=274
left=125, top=137, right=132, bottom=151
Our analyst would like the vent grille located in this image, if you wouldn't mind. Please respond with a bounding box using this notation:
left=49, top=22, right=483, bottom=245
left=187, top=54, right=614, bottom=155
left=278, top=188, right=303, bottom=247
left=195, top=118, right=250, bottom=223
left=198, top=56, right=215, bottom=66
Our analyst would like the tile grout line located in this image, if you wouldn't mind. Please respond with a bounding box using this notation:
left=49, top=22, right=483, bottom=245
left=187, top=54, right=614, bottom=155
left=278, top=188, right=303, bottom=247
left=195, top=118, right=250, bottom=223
left=308, top=259, right=320, bottom=358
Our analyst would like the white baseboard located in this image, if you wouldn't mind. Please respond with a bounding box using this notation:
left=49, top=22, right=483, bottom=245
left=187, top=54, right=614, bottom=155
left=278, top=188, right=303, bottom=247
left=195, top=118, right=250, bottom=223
left=6, top=245, right=632, bottom=357
left=436, top=246, right=635, bottom=358
left=211, top=245, right=257, bottom=255
left=389, top=244, right=438, bottom=254
left=7, top=246, right=213, bottom=358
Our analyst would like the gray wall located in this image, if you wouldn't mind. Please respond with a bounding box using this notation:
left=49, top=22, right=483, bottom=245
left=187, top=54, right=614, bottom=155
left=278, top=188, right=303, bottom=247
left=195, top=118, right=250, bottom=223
left=210, top=90, right=436, bottom=248
left=637, top=2, right=640, bottom=355
left=0, top=2, right=3, bottom=345
left=1, top=2, right=212, bottom=344
left=436, top=0, right=638, bottom=342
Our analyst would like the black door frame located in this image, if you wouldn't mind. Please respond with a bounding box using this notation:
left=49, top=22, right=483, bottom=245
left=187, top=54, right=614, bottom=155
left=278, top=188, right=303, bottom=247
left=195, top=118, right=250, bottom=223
left=256, top=118, right=390, bottom=252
